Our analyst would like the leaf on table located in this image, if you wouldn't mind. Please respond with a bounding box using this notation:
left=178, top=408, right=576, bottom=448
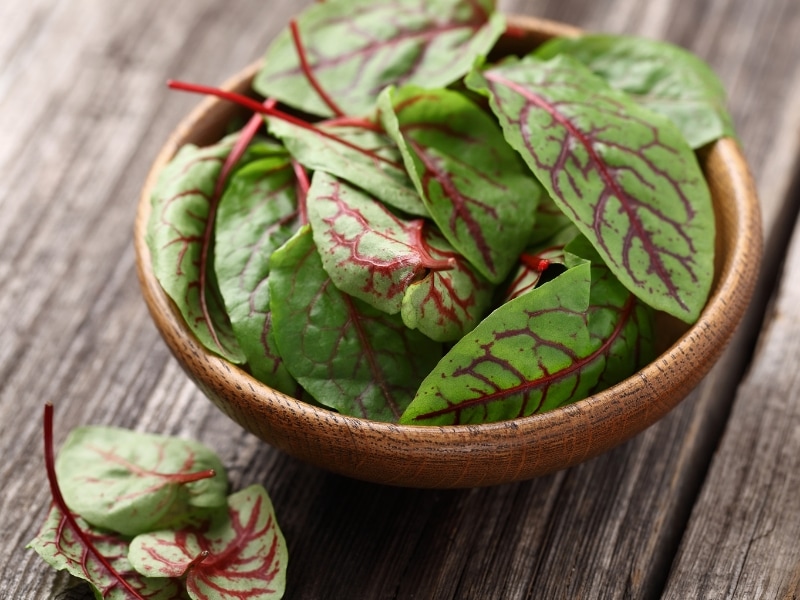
left=400, top=227, right=494, bottom=342
left=401, top=254, right=652, bottom=425
left=378, top=85, right=542, bottom=283
left=267, top=117, right=427, bottom=216
left=28, top=504, right=187, bottom=600
left=215, top=154, right=302, bottom=395
left=307, top=171, right=454, bottom=315
left=535, top=34, right=736, bottom=148
left=128, top=485, right=287, bottom=600
left=268, top=226, right=442, bottom=421
left=147, top=136, right=248, bottom=362
left=467, top=55, right=715, bottom=322
left=253, top=0, right=505, bottom=117
left=55, top=427, right=227, bottom=537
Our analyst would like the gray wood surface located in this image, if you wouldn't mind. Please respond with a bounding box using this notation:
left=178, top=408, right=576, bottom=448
left=1, top=0, right=798, bottom=598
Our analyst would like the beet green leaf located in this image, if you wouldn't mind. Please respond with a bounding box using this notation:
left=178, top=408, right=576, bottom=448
left=55, top=427, right=227, bottom=537
left=535, top=34, right=735, bottom=149
left=467, top=55, right=715, bottom=322
left=400, top=227, right=494, bottom=342
left=267, top=117, right=427, bottom=216
left=378, top=85, right=542, bottom=283
left=147, top=136, right=247, bottom=363
left=128, top=485, right=287, bottom=600
left=268, top=226, right=441, bottom=421
left=253, top=0, right=505, bottom=117
left=401, top=248, right=653, bottom=425
left=307, top=171, right=457, bottom=315
left=28, top=505, right=188, bottom=600
left=215, top=153, right=301, bottom=395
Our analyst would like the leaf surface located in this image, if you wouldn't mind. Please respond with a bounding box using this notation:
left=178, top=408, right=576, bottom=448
left=28, top=504, right=187, bottom=600
left=535, top=34, right=735, bottom=148
left=400, top=228, right=494, bottom=341
left=267, top=117, right=426, bottom=216
left=128, top=485, right=287, bottom=600
left=401, top=252, right=653, bottom=425
left=307, top=171, right=453, bottom=315
left=253, top=0, right=505, bottom=116
left=56, top=427, right=227, bottom=537
left=147, top=137, right=246, bottom=362
left=215, top=154, right=301, bottom=394
left=379, top=85, right=542, bottom=283
left=268, top=226, right=442, bottom=421
left=467, top=55, right=715, bottom=322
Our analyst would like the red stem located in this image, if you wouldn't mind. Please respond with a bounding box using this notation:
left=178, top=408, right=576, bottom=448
left=413, top=221, right=456, bottom=272
left=519, top=253, right=551, bottom=273
left=321, top=116, right=384, bottom=132
left=197, top=98, right=275, bottom=353
left=289, top=19, right=345, bottom=117
left=167, top=80, right=401, bottom=169
left=42, top=404, right=146, bottom=600
left=291, top=160, right=310, bottom=226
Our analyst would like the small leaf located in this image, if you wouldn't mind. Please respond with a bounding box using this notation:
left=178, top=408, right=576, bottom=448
left=28, top=504, right=188, bottom=600
left=267, top=117, right=427, bottom=216
left=128, top=485, right=287, bottom=600
left=268, top=226, right=442, bottom=421
left=379, top=85, right=542, bottom=283
left=401, top=255, right=653, bottom=425
left=215, top=154, right=302, bottom=395
left=400, top=228, right=495, bottom=342
left=535, top=34, right=736, bottom=148
left=467, top=55, right=715, bottom=322
left=307, top=171, right=454, bottom=315
left=253, top=0, right=505, bottom=117
left=147, top=136, right=246, bottom=362
left=56, top=427, right=227, bottom=537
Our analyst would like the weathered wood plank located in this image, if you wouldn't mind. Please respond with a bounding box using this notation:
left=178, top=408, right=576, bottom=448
left=663, top=191, right=800, bottom=599
left=0, top=0, right=798, bottom=598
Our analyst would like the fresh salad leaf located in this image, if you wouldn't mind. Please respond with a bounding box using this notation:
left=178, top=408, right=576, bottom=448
left=215, top=151, right=302, bottom=395
left=55, top=426, right=227, bottom=537
left=467, top=55, right=715, bottom=323
left=28, top=505, right=188, bottom=600
left=128, top=485, right=287, bottom=600
left=268, top=226, right=442, bottom=421
left=307, top=171, right=454, bottom=315
left=379, top=85, right=542, bottom=283
left=535, top=34, right=735, bottom=148
left=253, top=0, right=505, bottom=117
left=401, top=252, right=654, bottom=424
left=147, top=136, right=247, bottom=363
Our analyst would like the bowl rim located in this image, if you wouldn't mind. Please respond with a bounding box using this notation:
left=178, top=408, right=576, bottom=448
left=134, top=14, right=762, bottom=487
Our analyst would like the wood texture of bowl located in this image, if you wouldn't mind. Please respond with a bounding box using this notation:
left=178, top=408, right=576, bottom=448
left=134, top=15, right=762, bottom=488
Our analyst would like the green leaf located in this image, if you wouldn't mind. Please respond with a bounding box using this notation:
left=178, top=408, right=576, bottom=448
left=400, top=228, right=495, bottom=342
left=307, top=171, right=454, bottom=315
left=535, top=34, right=736, bottom=148
left=378, top=85, right=542, bottom=283
left=267, top=117, right=427, bottom=216
left=268, top=226, right=442, bottom=421
left=215, top=154, right=301, bottom=395
left=28, top=504, right=188, bottom=600
left=128, top=485, right=287, bottom=600
left=401, top=252, right=654, bottom=425
left=55, top=426, right=228, bottom=537
left=466, top=55, right=715, bottom=322
left=253, top=0, right=505, bottom=117
left=147, top=136, right=245, bottom=363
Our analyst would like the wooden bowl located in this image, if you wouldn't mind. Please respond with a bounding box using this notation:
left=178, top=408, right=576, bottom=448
left=134, top=15, right=762, bottom=488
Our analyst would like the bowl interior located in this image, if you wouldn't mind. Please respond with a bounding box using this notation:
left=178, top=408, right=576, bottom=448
left=134, top=15, right=762, bottom=488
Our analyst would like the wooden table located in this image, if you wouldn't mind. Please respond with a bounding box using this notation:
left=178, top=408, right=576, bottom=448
left=2, top=0, right=799, bottom=597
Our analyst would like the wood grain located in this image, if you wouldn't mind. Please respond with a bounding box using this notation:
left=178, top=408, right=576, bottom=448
left=1, top=0, right=798, bottom=597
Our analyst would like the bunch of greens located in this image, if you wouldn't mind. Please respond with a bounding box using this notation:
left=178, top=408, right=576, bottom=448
left=29, top=405, right=288, bottom=599
left=147, top=0, right=733, bottom=425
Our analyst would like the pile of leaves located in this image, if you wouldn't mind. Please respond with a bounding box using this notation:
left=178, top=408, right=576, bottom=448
left=28, top=405, right=288, bottom=599
left=147, top=0, right=733, bottom=425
